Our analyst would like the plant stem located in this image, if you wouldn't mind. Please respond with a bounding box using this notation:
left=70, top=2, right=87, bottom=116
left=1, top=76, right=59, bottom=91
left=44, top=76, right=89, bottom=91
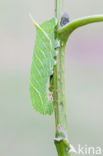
left=55, top=0, right=63, bottom=24
left=58, top=15, right=103, bottom=42
left=54, top=0, right=71, bottom=155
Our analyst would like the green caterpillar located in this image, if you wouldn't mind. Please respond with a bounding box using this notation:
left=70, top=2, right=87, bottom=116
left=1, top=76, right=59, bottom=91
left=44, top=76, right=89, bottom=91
left=29, top=17, right=57, bottom=115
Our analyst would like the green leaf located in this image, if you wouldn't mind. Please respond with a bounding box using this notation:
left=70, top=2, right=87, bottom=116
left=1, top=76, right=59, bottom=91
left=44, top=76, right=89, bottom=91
left=29, top=17, right=57, bottom=115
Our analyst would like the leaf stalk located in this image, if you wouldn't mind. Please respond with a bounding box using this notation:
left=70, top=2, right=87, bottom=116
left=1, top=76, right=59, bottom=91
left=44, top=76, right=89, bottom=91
left=58, top=15, right=103, bottom=42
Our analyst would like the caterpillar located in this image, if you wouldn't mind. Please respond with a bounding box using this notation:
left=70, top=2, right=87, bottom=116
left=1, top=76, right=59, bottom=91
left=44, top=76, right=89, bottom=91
left=29, top=17, right=57, bottom=115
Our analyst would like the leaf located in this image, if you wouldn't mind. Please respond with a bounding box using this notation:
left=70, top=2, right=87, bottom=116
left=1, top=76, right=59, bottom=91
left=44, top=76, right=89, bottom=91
left=29, top=17, right=57, bottom=115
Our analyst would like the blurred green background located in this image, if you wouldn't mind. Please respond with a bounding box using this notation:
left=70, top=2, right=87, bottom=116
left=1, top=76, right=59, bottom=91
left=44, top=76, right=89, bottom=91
left=0, top=0, right=103, bottom=155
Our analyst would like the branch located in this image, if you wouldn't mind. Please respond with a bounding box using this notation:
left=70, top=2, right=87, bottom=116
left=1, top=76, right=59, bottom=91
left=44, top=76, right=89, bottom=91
left=54, top=0, right=71, bottom=156
left=58, top=15, right=103, bottom=42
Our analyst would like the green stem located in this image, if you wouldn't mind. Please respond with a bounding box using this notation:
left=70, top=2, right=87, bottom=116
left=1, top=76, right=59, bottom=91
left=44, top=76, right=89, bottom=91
left=58, top=15, right=103, bottom=42
left=54, top=0, right=71, bottom=155
left=54, top=14, right=103, bottom=156
left=55, top=0, right=63, bottom=25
